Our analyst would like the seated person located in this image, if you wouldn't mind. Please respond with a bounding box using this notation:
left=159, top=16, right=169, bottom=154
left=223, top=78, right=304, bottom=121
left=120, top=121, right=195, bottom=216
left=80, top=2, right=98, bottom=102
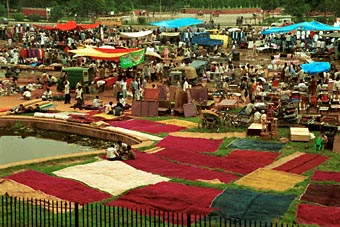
left=12, top=104, right=26, bottom=114
left=117, top=141, right=128, bottom=156
left=42, top=88, right=52, bottom=101
left=105, top=101, right=114, bottom=114
left=114, top=102, right=124, bottom=116
left=253, top=110, right=261, bottom=123
left=122, top=145, right=136, bottom=160
left=93, top=96, right=103, bottom=108
left=106, top=144, right=121, bottom=161
left=22, top=90, right=31, bottom=100
left=245, top=102, right=256, bottom=116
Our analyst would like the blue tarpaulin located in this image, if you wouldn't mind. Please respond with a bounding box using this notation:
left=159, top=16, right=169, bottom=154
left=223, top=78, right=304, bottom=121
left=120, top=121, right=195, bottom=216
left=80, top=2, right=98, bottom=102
left=150, top=18, right=204, bottom=28
left=261, top=21, right=340, bottom=35
left=301, top=61, right=330, bottom=74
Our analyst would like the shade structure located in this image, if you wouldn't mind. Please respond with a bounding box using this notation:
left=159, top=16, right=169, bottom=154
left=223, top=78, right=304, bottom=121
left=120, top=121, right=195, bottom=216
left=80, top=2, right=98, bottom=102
left=119, top=30, right=153, bottom=38
left=300, top=61, right=330, bottom=74
left=56, top=20, right=78, bottom=31
left=150, top=17, right=203, bottom=28
left=261, top=21, right=340, bottom=35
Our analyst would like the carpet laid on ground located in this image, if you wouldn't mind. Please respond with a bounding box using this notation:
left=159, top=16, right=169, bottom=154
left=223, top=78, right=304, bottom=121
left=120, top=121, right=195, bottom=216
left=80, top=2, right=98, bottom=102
left=235, top=168, right=307, bottom=192
left=156, top=149, right=279, bottom=175
left=67, top=114, right=106, bottom=124
left=53, top=160, right=170, bottom=196
left=265, top=152, right=305, bottom=169
left=158, top=119, right=198, bottom=128
left=5, top=170, right=111, bottom=204
left=273, top=153, right=328, bottom=174
left=300, top=184, right=340, bottom=207
left=210, top=188, right=295, bottom=223
left=226, top=139, right=285, bottom=152
left=106, top=182, right=222, bottom=223
left=311, top=170, right=340, bottom=182
left=124, top=151, right=238, bottom=183
left=297, top=204, right=340, bottom=227
left=155, top=135, right=223, bottom=153
left=0, top=179, right=76, bottom=213
left=108, top=119, right=186, bottom=133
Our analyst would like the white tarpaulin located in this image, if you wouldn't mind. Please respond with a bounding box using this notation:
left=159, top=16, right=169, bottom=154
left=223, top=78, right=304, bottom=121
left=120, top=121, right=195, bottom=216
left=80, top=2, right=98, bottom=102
left=120, top=30, right=153, bottom=38
left=161, top=32, right=180, bottom=37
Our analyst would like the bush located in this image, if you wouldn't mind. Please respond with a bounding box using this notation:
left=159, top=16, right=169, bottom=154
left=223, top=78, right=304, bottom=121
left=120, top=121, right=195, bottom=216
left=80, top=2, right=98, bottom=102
left=137, top=16, right=146, bottom=25
left=27, top=14, right=41, bottom=22
left=12, top=12, right=25, bottom=21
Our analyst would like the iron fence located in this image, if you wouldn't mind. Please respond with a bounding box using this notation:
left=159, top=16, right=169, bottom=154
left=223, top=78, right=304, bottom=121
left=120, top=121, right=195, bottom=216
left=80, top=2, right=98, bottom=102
left=0, top=195, right=299, bottom=227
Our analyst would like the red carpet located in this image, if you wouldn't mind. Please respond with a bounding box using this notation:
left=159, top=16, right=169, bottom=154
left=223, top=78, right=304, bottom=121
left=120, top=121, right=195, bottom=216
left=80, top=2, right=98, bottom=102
left=273, top=153, right=328, bottom=174
left=106, top=182, right=222, bottom=223
left=156, top=149, right=279, bottom=175
left=300, top=184, right=340, bottom=207
left=155, top=135, right=223, bottom=153
left=311, top=170, right=340, bottom=182
left=124, top=151, right=238, bottom=183
left=297, top=204, right=340, bottom=227
left=5, top=170, right=112, bottom=204
left=109, top=119, right=186, bottom=133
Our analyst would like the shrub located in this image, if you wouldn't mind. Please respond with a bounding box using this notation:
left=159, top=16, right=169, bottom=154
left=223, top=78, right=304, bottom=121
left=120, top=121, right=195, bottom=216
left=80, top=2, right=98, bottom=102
left=137, top=16, right=146, bottom=25
left=12, top=12, right=25, bottom=21
left=27, top=14, right=41, bottom=22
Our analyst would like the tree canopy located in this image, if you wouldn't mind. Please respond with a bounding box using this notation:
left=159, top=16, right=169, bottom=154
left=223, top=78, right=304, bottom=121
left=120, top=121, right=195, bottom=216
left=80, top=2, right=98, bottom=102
left=0, top=0, right=339, bottom=19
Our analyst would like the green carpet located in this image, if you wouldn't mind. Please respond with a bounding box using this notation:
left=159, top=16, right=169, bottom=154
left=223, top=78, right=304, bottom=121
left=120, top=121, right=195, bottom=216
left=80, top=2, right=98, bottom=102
left=210, top=188, right=295, bottom=224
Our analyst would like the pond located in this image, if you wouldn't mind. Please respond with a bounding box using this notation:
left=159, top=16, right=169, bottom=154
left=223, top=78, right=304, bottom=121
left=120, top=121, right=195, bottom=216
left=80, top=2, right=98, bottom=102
left=0, top=126, right=111, bottom=165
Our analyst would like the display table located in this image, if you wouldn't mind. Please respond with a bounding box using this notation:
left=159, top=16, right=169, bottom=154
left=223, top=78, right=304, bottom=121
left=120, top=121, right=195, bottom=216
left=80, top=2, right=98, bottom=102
left=247, top=123, right=263, bottom=136
left=290, top=127, right=310, bottom=142
left=217, top=99, right=238, bottom=110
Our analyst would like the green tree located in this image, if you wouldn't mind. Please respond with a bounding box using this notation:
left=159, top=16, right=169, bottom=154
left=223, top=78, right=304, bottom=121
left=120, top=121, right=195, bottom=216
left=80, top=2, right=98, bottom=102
left=49, top=5, right=64, bottom=22
left=12, top=12, right=25, bottom=21
left=0, top=4, right=6, bottom=17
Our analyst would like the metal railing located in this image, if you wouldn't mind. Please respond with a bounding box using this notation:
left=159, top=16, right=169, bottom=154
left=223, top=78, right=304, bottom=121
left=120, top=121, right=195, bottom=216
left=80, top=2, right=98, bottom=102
left=0, top=195, right=299, bottom=227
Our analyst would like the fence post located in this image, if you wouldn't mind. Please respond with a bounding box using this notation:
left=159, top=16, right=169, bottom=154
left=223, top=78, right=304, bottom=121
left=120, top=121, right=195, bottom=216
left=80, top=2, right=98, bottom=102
left=187, top=213, right=191, bottom=226
left=75, top=202, right=79, bottom=227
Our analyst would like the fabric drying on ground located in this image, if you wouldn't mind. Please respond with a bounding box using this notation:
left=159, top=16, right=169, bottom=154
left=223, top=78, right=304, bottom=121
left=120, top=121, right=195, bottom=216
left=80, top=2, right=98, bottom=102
left=155, top=135, right=223, bottom=153
left=106, top=182, right=222, bottom=223
left=67, top=114, right=106, bottom=124
left=235, top=168, right=307, bottom=192
left=159, top=119, right=198, bottom=128
left=226, top=139, right=285, bottom=152
left=297, top=204, right=340, bottom=227
left=124, top=151, right=238, bottom=183
left=300, top=184, right=340, bottom=207
left=155, top=149, right=279, bottom=175
left=311, top=170, right=340, bottom=182
left=265, top=152, right=305, bottom=169
left=273, top=153, right=328, bottom=174
left=210, top=188, right=295, bottom=224
left=0, top=179, right=76, bottom=213
left=5, top=170, right=111, bottom=204
left=108, top=119, right=186, bottom=133
left=53, top=160, right=170, bottom=196
left=170, top=131, right=247, bottom=139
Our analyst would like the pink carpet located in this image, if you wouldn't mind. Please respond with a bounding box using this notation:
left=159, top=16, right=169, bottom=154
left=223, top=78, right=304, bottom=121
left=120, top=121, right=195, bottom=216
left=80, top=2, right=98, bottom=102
left=273, top=154, right=328, bottom=174
left=155, top=135, right=223, bottom=153
left=311, top=170, right=340, bottom=182
left=124, top=151, right=238, bottom=183
left=5, top=170, right=112, bottom=204
left=109, top=119, right=186, bottom=133
left=156, top=149, right=279, bottom=175
left=297, top=204, right=340, bottom=227
left=106, top=182, right=222, bottom=223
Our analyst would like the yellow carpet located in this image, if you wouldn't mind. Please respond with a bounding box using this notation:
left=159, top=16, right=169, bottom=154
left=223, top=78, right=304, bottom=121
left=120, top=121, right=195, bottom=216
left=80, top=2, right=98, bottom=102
left=144, top=147, right=165, bottom=154
left=94, top=113, right=119, bottom=120
left=264, top=152, right=305, bottom=169
left=0, top=179, right=76, bottom=213
left=159, top=119, right=197, bottom=128
left=235, top=168, right=307, bottom=192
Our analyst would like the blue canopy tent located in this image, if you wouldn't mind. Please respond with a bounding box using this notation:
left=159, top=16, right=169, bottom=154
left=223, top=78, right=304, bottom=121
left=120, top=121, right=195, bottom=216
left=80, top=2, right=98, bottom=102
left=261, top=21, right=340, bottom=35
left=300, top=61, right=330, bottom=74
left=150, top=18, right=204, bottom=28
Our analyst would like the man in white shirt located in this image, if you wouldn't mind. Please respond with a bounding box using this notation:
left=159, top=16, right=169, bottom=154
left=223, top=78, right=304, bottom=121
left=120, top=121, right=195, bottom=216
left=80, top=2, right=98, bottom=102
left=23, top=90, right=31, bottom=100
left=183, top=78, right=189, bottom=91
left=106, top=144, right=121, bottom=161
